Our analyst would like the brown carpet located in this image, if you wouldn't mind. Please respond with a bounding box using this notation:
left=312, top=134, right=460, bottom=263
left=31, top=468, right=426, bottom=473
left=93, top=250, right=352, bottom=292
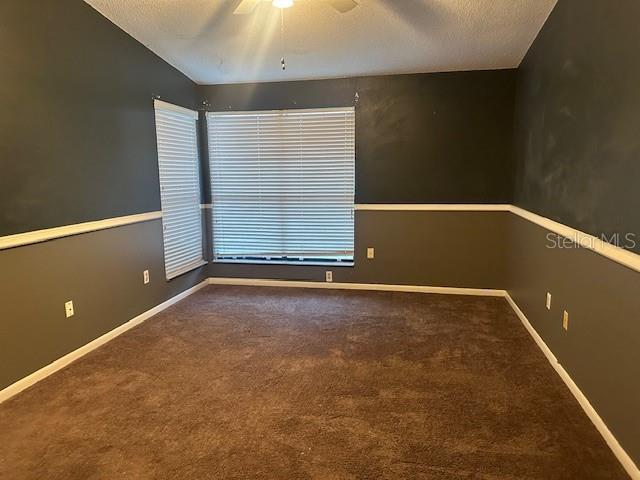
left=0, top=286, right=628, bottom=479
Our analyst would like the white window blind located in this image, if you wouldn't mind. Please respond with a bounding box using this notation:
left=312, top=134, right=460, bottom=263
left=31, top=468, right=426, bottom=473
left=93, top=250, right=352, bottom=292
left=154, top=100, right=205, bottom=279
left=207, top=107, right=355, bottom=264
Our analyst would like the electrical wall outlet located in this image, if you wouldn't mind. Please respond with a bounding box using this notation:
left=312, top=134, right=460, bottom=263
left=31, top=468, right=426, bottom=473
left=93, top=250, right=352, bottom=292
left=143, top=270, right=150, bottom=284
left=546, top=292, right=552, bottom=310
left=367, top=247, right=375, bottom=259
left=65, top=300, right=74, bottom=318
left=325, top=271, right=333, bottom=283
left=563, top=310, right=569, bottom=331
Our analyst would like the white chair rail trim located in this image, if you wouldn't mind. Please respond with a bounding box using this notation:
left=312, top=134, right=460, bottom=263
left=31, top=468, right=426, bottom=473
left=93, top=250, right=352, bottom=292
left=0, top=212, right=162, bottom=251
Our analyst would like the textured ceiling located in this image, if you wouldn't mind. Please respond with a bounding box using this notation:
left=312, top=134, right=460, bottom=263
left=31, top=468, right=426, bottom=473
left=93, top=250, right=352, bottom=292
left=85, top=0, right=557, bottom=85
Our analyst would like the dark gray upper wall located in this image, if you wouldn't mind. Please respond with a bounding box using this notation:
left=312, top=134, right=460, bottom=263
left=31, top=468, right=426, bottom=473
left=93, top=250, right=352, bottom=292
left=0, top=0, right=197, bottom=236
left=198, top=70, right=517, bottom=204
left=514, top=0, right=640, bottom=253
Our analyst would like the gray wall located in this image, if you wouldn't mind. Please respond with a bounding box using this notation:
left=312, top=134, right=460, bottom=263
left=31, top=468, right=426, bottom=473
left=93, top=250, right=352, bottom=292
left=210, top=211, right=509, bottom=289
left=510, top=0, right=640, bottom=466
left=513, top=0, right=640, bottom=253
left=0, top=1, right=205, bottom=390
left=506, top=215, right=640, bottom=466
left=0, top=221, right=207, bottom=390
left=3, top=4, right=639, bottom=470
left=198, top=70, right=517, bottom=205
left=201, top=71, right=516, bottom=285
left=0, top=0, right=198, bottom=236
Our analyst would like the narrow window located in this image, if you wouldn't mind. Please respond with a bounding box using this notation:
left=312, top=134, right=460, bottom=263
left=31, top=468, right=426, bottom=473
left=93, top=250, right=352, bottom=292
left=154, top=100, right=205, bottom=279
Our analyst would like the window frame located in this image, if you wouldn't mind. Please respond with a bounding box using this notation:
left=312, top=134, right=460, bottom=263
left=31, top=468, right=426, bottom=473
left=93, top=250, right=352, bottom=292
left=206, top=106, right=356, bottom=267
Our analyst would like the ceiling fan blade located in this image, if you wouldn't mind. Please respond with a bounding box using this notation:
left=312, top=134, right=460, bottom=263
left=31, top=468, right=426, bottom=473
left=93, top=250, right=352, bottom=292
left=325, top=0, right=358, bottom=13
left=233, top=0, right=261, bottom=15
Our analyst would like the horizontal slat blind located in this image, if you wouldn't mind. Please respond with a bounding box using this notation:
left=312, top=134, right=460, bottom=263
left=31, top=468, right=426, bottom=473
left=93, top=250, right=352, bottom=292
left=154, top=100, right=204, bottom=279
left=207, top=107, right=355, bottom=262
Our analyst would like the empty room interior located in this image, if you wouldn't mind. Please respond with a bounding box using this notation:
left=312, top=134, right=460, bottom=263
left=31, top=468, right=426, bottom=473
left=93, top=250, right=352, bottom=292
left=1, top=0, right=639, bottom=478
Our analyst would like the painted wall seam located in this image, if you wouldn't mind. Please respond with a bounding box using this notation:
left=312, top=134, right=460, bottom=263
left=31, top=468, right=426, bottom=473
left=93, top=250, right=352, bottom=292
left=356, top=204, right=640, bottom=273
left=0, top=212, right=162, bottom=251
left=2, top=205, right=638, bottom=273
left=509, top=206, right=640, bottom=274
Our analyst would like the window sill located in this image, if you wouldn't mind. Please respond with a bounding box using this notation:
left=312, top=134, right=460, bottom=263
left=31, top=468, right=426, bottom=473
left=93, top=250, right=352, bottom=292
left=212, top=259, right=354, bottom=268
left=166, top=259, right=208, bottom=280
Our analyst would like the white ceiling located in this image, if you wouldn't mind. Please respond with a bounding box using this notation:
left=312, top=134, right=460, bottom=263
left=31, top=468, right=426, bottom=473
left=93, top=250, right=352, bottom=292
left=85, top=0, right=557, bottom=85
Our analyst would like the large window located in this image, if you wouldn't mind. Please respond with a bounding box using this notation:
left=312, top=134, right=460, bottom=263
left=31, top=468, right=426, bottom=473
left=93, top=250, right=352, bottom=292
left=154, top=100, right=205, bottom=279
left=207, top=107, right=355, bottom=265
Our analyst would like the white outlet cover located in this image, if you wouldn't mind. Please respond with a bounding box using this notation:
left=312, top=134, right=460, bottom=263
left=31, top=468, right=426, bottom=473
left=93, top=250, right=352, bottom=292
left=143, top=270, right=150, bottom=284
left=546, top=293, right=551, bottom=310
left=563, top=310, right=569, bottom=331
left=325, top=271, right=333, bottom=283
left=367, top=247, right=375, bottom=259
left=65, top=300, right=74, bottom=318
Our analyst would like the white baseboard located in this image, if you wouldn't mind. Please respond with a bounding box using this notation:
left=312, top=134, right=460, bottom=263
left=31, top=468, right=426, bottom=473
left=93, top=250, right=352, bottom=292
left=0, top=279, right=209, bottom=404
left=208, top=277, right=506, bottom=297
left=209, top=277, right=638, bottom=478
left=505, top=293, right=639, bottom=480
left=0, top=278, right=502, bottom=405
left=1, top=276, right=636, bottom=478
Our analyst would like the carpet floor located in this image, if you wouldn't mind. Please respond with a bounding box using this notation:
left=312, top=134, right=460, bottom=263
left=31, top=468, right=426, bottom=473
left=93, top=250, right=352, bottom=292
left=0, top=286, right=629, bottom=479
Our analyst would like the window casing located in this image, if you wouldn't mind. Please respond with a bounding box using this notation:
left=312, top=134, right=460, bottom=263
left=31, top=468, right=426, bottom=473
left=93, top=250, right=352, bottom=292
left=207, top=107, right=355, bottom=265
left=154, top=100, right=205, bottom=279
